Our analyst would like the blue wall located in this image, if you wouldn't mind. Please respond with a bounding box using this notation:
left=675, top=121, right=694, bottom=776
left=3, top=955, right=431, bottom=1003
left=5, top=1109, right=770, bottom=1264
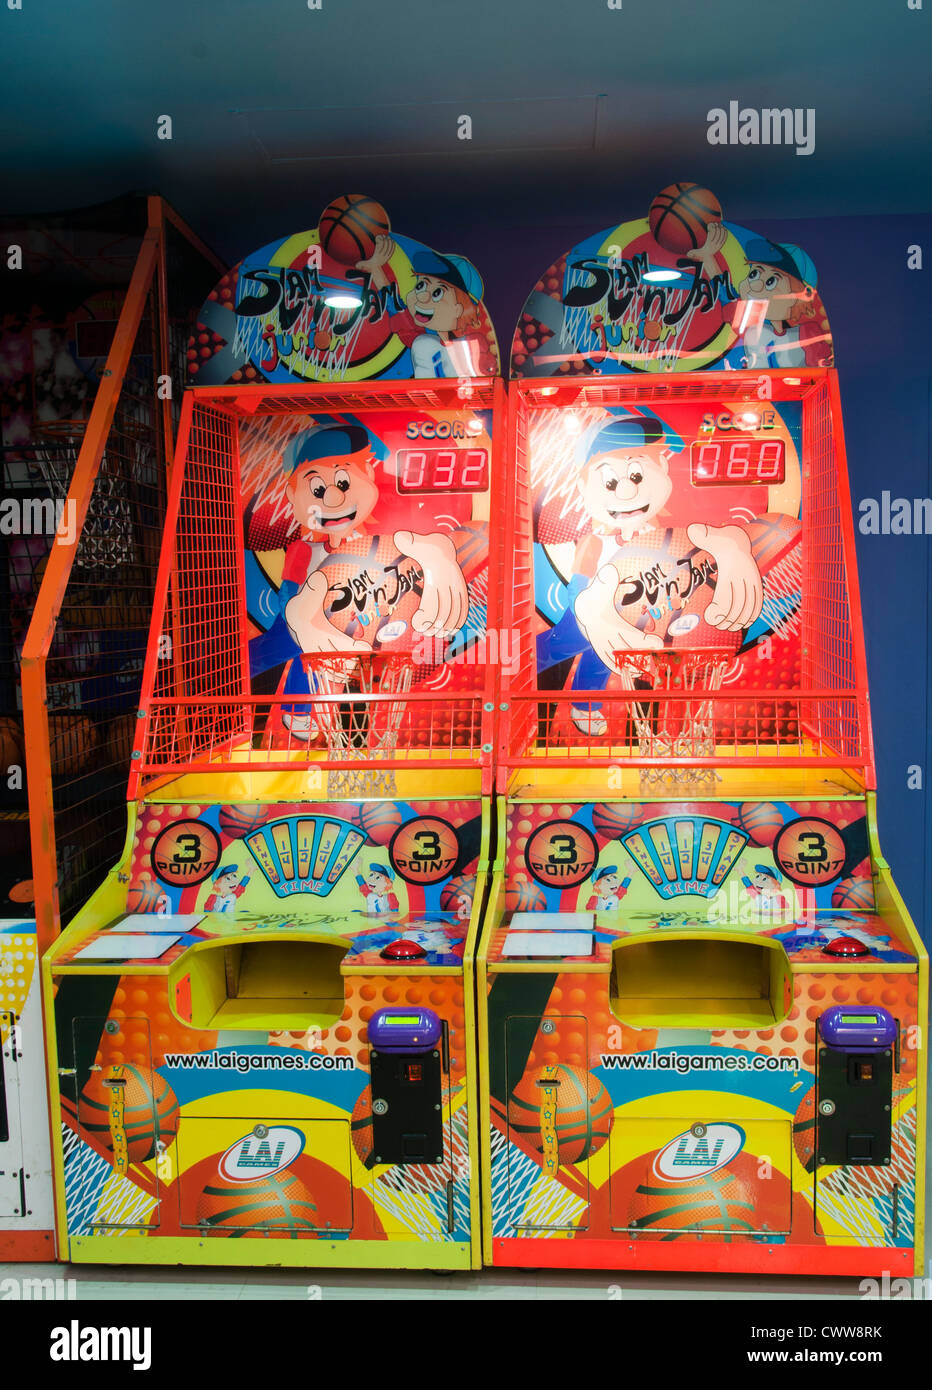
left=465, top=210, right=931, bottom=934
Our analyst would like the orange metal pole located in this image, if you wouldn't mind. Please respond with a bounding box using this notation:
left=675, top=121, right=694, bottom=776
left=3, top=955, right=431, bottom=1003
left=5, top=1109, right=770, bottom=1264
left=22, top=232, right=160, bottom=951
left=160, top=200, right=226, bottom=276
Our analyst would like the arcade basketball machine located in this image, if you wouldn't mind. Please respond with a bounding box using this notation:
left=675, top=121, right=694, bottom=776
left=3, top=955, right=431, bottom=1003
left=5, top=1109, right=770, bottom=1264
left=43, top=195, right=504, bottom=1269
left=478, top=183, right=927, bottom=1276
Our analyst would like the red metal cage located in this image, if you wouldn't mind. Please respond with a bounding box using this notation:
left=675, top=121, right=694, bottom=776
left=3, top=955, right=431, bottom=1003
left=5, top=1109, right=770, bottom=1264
left=132, top=379, right=508, bottom=798
left=497, top=370, right=873, bottom=793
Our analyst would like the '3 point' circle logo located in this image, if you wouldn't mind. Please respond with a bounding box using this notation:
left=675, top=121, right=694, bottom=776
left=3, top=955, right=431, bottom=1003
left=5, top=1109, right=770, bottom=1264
left=525, top=821, right=599, bottom=890
left=772, top=818, right=846, bottom=887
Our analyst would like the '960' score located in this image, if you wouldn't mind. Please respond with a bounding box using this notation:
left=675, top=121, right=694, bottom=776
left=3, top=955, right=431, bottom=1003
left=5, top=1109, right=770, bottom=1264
left=396, top=447, right=489, bottom=494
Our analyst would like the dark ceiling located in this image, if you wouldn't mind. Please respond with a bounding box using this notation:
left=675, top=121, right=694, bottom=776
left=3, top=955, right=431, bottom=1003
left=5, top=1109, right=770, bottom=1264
left=1, top=0, right=930, bottom=264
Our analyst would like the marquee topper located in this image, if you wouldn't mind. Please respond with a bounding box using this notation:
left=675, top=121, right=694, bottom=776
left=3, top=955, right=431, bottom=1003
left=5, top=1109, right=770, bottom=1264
left=511, top=181, right=833, bottom=377
left=188, top=193, right=500, bottom=385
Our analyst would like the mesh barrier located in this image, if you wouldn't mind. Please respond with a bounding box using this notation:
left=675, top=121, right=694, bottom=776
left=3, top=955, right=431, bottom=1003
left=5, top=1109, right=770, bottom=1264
left=22, top=204, right=224, bottom=938
left=29, top=291, right=165, bottom=924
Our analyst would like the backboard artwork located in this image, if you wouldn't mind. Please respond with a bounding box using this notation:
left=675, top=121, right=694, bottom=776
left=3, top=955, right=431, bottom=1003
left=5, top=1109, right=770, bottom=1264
left=188, top=194, right=500, bottom=385
left=512, top=181, right=832, bottom=377
left=242, top=406, right=495, bottom=756
left=530, top=398, right=803, bottom=745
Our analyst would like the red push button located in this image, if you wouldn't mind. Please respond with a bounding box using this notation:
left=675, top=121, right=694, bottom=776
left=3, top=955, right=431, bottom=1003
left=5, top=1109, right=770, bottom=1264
left=822, top=935, right=870, bottom=958
left=380, top=938, right=427, bottom=961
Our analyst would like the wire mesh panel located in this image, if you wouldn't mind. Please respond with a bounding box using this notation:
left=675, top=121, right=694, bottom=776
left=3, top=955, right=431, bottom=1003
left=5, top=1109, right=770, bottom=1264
left=148, top=400, right=249, bottom=765
left=802, top=377, right=860, bottom=762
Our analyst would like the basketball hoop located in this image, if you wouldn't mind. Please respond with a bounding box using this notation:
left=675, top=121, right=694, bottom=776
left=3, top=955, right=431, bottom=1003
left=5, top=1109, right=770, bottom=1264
left=301, top=651, right=413, bottom=797
left=36, top=420, right=137, bottom=570
left=615, top=646, right=734, bottom=790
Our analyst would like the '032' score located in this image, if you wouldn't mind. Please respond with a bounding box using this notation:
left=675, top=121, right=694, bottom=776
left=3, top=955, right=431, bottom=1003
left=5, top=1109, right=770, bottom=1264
left=396, top=447, right=489, bottom=494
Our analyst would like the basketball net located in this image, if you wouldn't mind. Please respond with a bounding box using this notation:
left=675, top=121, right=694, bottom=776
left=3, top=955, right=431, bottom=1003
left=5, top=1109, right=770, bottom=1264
left=36, top=420, right=137, bottom=570
left=814, top=1104, right=916, bottom=1247
left=302, top=652, right=413, bottom=797
left=616, top=648, right=731, bottom=791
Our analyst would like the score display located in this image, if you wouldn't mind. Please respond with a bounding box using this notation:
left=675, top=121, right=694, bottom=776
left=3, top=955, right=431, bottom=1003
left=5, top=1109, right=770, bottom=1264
left=689, top=437, right=785, bottom=486
left=396, top=447, right=489, bottom=494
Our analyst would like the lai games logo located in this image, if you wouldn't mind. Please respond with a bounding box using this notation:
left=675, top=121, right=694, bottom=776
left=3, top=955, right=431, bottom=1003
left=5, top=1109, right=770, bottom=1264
left=219, top=1126, right=305, bottom=1183
left=652, top=1123, right=745, bottom=1182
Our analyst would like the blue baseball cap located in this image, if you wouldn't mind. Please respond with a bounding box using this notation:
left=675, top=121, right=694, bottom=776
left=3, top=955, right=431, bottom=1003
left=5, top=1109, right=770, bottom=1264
left=369, top=863, right=394, bottom=880
left=285, top=425, right=370, bottom=476
left=743, top=239, right=817, bottom=290
left=593, top=865, right=619, bottom=883
left=754, top=864, right=781, bottom=883
left=410, top=250, right=483, bottom=303
left=214, top=864, right=237, bottom=880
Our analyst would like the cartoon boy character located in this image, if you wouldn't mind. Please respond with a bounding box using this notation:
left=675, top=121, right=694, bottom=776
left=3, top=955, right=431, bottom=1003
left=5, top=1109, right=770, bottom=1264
left=585, top=866, right=631, bottom=912
left=356, top=863, right=400, bottom=915
left=204, top=864, right=251, bottom=915
left=248, top=425, right=469, bottom=738
left=536, top=416, right=764, bottom=734
left=741, top=865, right=790, bottom=920
left=689, top=227, right=826, bottom=369
left=358, top=238, right=486, bottom=378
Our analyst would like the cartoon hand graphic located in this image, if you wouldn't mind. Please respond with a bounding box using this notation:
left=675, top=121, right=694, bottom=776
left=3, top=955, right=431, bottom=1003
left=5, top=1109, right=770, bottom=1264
left=284, top=572, right=371, bottom=656
left=356, top=235, right=396, bottom=280
left=685, top=220, right=728, bottom=270
left=687, top=523, right=763, bottom=632
left=395, top=530, right=468, bottom=637
left=574, top=564, right=664, bottom=672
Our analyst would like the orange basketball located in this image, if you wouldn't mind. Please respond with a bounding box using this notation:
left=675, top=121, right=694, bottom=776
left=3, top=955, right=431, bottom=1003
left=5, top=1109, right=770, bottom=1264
left=613, top=526, right=740, bottom=651
left=318, top=194, right=391, bottom=265
left=746, top=513, right=801, bottom=572
left=351, top=1086, right=377, bottom=1168
left=507, top=1065, right=613, bottom=1166
left=592, top=803, right=643, bottom=842
left=738, top=802, right=784, bottom=847
left=649, top=183, right=723, bottom=255
left=505, top=878, right=546, bottom=913
left=48, top=712, right=97, bottom=778
left=197, top=1167, right=320, bottom=1237
left=440, top=872, right=477, bottom=914
left=359, top=801, right=404, bottom=846
left=390, top=816, right=459, bottom=885
left=628, top=1150, right=785, bottom=1241
left=831, top=875, right=875, bottom=911
left=218, top=804, right=269, bottom=839
left=126, top=879, right=167, bottom=914
left=0, top=715, right=24, bottom=772
left=80, top=1063, right=179, bottom=1163
left=792, top=1086, right=818, bottom=1173
left=314, top=534, right=430, bottom=650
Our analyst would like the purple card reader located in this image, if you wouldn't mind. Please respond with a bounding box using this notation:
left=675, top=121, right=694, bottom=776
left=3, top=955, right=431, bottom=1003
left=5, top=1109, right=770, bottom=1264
left=368, top=1007, right=442, bottom=1053
left=819, top=1006, right=897, bottom=1053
